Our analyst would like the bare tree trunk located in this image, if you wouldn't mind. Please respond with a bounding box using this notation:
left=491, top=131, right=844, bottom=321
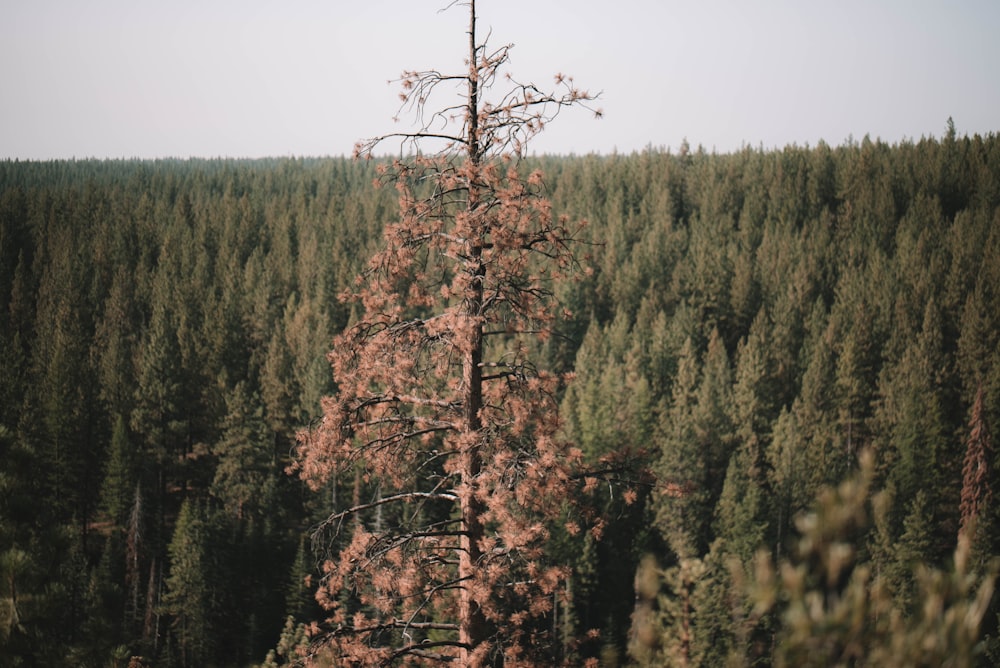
left=459, top=3, right=489, bottom=662
left=459, top=271, right=489, bottom=660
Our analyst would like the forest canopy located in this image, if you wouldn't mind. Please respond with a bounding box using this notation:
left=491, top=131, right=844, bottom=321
left=2, top=124, right=1000, bottom=665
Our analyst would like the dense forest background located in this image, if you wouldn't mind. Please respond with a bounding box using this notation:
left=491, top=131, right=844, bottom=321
left=2, top=125, right=1000, bottom=665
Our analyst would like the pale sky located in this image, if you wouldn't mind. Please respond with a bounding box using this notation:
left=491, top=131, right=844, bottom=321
left=2, top=0, right=997, bottom=160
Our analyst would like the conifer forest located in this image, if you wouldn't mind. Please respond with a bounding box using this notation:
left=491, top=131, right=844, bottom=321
left=3, top=4, right=1000, bottom=667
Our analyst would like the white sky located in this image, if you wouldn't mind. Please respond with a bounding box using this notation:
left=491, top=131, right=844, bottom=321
left=1, top=0, right=998, bottom=160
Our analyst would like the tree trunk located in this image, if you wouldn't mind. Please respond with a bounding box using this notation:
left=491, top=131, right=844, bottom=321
left=459, top=3, right=489, bottom=661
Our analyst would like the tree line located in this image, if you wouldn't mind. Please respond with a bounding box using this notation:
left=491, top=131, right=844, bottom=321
left=2, top=122, right=1000, bottom=665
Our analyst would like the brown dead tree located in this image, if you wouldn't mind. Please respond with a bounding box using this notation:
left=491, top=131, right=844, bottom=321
left=291, top=1, right=610, bottom=665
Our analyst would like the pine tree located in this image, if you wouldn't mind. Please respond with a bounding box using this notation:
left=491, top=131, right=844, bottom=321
left=960, top=384, right=996, bottom=572
left=131, top=297, right=185, bottom=462
left=653, top=337, right=705, bottom=559
left=101, top=414, right=136, bottom=529
left=162, top=499, right=215, bottom=667
left=715, top=312, right=773, bottom=566
left=210, top=381, right=277, bottom=521
left=0, top=251, right=31, bottom=431
left=125, top=483, right=146, bottom=633
left=0, top=426, right=74, bottom=665
left=630, top=554, right=707, bottom=667
left=291, top=2, right=604, bottom=663
left=22, top=222, right=104, bottom=534
left=872, top=298, right=955, bottom=562
left=93, top=267, right=141, bottom=419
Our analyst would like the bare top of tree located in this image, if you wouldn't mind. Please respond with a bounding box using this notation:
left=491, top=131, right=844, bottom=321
left=354, top=0, right=601, bottom=164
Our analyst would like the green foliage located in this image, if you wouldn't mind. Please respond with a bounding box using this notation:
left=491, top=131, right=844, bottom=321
left=259, top=616, right=310, bottom=668
left=161, top=499, right=215, bottom=665
left=747, top=452, right=996, bottom=668
left=631, top=554, right=708, bottom=667
left=1, top=124, right=998, bottom=663
left=102, top=415, right=137, bottom=529
left=652, top=330, right=734, bottom=560
left=634, top=453, right=998, bottom=667
left=210, top=381, right=277, bottom=521
left=1, top=157, right=390, bottom=664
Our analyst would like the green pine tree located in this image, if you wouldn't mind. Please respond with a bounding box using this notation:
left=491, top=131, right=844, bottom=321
left=162, top=498, right=214, bottom=667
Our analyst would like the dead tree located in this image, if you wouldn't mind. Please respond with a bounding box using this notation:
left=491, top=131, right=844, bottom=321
left=292, top=1, right=606, bottom=665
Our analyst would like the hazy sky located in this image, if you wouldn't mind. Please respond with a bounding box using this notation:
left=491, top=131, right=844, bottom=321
left=2, top=0, right=998, bottom=160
